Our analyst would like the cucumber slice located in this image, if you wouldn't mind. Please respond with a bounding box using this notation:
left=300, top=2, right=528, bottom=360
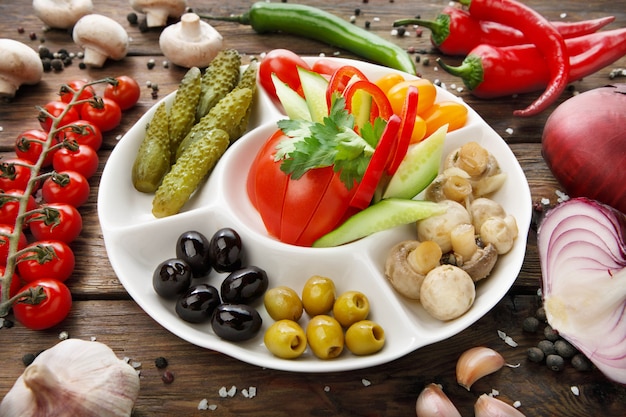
left=382, top=125, right=447, bottom=200
left=313, top=198, right=446, bottom=247
left=272, top=73, right=312, bottom=121
left=297, top=67, right=329, bottom=123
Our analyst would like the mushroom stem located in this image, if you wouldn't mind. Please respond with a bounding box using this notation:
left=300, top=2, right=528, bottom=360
left=145, top=7, right=170, bottom=28
left=179, top=12, right=203, bottom=41
left=82, top=47, right=109, bottom=68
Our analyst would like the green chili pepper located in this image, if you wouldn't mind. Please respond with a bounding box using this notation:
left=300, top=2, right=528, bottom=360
left=199, top=2, right=416, bottom=75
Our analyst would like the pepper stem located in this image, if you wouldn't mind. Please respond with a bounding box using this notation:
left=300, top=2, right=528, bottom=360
left=436, top=57, right=484, bottom=91
left=393, top=15, right=451, bottom=47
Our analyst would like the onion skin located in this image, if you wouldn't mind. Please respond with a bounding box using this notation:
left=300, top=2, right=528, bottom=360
left=537, top=197, right=626, bottom=384
left=541, top=84, right=626, bottom=214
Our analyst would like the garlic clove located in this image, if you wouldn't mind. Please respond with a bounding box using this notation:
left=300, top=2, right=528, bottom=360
left=415, top=383, right=462, bottom=417
left=0, top=339, right=140, bottom=417
left=474, top=394, right=526, bottom=417
left=456, top=346, right=505, bottom=390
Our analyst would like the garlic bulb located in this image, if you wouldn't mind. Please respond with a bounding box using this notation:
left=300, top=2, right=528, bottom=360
left=0, top=339, right=140, bottom=417
left=415, top=383, right=462, bottom=417
left=456, top=346, right=505, bottom=390
left=474, top=394, right=526, bottom=417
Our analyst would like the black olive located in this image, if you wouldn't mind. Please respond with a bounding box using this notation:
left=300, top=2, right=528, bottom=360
left=152, top=258, right=191, bottom=299
left=211, top=303, right=262, bottom=342
left=209, top=228, right=244, bottom=273
left=220, top=266, right=268, bottom=304
left=176, top=231, right=212, bottom=278
left=176, top=284, right=221, bottom=323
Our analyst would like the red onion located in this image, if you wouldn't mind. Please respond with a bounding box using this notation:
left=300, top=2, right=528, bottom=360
left=537, top=197, right=626, bottom=384
left=541, top=84, right=626, bottom=214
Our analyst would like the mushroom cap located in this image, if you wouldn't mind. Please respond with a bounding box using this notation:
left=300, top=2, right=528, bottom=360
left=459, top=243, right=498, bottom=282
left=384, top=240, right=426, bottom=300
left=32, top=0, right=93, bottom=29
left=72, top=14, right=129, bottom=67
left=420, top=265, right=475, bottom=321
left=0, top=38, right=43, bottom=99
left=130, top=0, right=187, bottom=27
left=159, top=13, right=223, bottom=68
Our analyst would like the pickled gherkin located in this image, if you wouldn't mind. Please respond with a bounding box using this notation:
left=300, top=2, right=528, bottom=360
left=231, top=60, right=259, bottom=140
left=152, top=128, right=229, bottom=218
left=132, top=102, right=170, bottom=193
left=195, top=49, right=242, bottom=122
left=175, top=87, right=253, bottom=160
left=168, top=66, right=201, bottom=159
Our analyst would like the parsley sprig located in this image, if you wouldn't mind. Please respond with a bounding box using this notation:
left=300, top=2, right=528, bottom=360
left=274, top=98, right=386, bottom=188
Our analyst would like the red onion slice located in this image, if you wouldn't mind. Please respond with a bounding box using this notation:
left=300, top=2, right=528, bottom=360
left=537, top=197, right=626, bottom=384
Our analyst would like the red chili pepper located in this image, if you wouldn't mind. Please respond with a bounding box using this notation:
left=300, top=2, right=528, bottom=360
left=438, top=28, right=626, bottom=99
left=394, top=6, right=615, bottom=56
left=458, top=0, right=569, bottom=116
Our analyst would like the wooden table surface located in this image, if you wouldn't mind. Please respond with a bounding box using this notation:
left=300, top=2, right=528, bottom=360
left=1, top=0, right=625, bottom=415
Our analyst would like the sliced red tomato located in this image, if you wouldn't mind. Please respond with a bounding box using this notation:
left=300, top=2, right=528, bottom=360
left=14, top=128, right=55, bottom=167
left=17, top=240, right=75, bottom=283
left=104, top=75, right=141, bottom=110
left=38, top=101, right=80, bottom=132
left=13, top=278, right=72, bottom=330
left=57, top=120, right=103, bottom=151
left=28, top=203, right=83, bottom=244
left=0, top=224, right=28, bottom=265
left=42, top=170, right=90, bottom=207
left=0, top=190, right=38, bottom=227
left=259, top=49, right=311, bottom=102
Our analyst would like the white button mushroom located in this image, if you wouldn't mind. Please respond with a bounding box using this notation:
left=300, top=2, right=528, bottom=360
left=159, top=13, right=223, bottom=68
left=417, top=200, right=472, bottom=254
left=72, top=14, right=129, bottom=68
left=130, top=0, right=187, bottom=28
left=0, top=39, right=43, bottom=100
left=32, top=0, right=93, bottom=29
left=420, top=265, right=476, bottom=321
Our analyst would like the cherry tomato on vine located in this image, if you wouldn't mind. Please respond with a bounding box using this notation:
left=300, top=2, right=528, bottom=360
left=13, top=278, right=72, bottom=330
left=0, top=265, right=21, bottom=299
left=0, top=224, right=28, bottom=265
left=53, top=143, right=99, bottom=180
left=0, top=190, right=38, bottom=227
left=0, top=158, right=36, bottom=192
left=42, top=170, right=90, bottom=207
left=14, top=128, right=55, bottom=167
left=17, top=240, right=75, bottom=283
left=259, top=49, right=311, bottom=102
left=38, top=101, right=80, bottom=132
left=104, top=75, right=140, bottom=110
left=248, top=129, right=356, bottom=247
left=29, top=203, right=83, bottom=244
left=81, top=97, right=122, bottom=132
left=57, top=120, right=103, bottom=151
left=59, top=79, right=96, bottom=115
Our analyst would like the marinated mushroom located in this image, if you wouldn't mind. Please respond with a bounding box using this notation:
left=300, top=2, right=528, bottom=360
left=158, top=12, right=223, bottom=68
left=72, top=14, right=129, bottom=68
left=32, top=0, right=93, bottom=29
left=420, top=265, right=476, bottom=321
left=0, top=39, right=43, bottom=100
left=449, top=223, right=498, bottom=282
left=385, top=240, right=442, bottom=300
left=130, top=0, right=187, bottom=28
left=480, top=216, right=518, bottom=255
left=417, top=200, right=471, bottom=254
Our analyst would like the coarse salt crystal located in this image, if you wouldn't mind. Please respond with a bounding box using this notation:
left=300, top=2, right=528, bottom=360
left=505, top=128, right=514, bottom=135
left=560, top=13, right=567, bottom=18
left=242, top=386, right=257, bottom=398
left=198, top=399, right=209, bottom=410
left=58, top=331, right=69, bottom=340
left=490, top=388, right=499, bottom=397
left=571, top=386, right=580, bottom=396
left=497, top=330, right=518, bottom=347
left=90, top=336, right=97, bottom=341
left=324, top=386, right=331, bottom=392
left=513, top=400, right=522, bottom=408
left=362, top=378, right=371, bottom=386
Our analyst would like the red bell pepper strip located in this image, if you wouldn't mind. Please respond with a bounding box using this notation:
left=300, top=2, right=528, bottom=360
left=438, top=28, right=626, bottom=99
left=458, top=0, right=569, bottom=117
left=343, top=79, right=394, bottom=128
left=349, top=115, right=402, bottom=210
left=326, top=65, right=369, bottom=109
left=387, top=85, right=418, bottom=175
left=394, top=6, right=615, bottom=56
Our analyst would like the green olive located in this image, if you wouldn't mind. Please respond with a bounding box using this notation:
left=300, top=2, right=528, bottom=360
left=301, top=275, right=336, bottom=316
left=306, top=315, right=344, bottom=359
left=332, top=290, right=370, bottom=328
left=264, top=286, right=303, bottom=321
left=264, top=320, right=307, bottom=359
left=345, top=320, right=385, bottom=356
